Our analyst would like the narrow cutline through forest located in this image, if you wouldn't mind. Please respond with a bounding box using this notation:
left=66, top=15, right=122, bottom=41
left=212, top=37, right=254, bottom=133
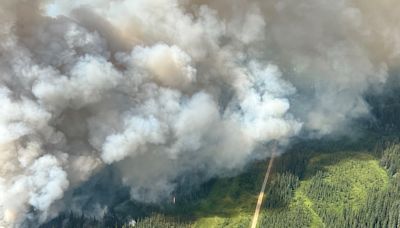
left=250, top=150, right=276, bottom=228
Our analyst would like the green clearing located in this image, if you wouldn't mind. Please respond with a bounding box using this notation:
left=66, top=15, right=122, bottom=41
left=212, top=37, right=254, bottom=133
left=190, top=163, right=264, bottom=228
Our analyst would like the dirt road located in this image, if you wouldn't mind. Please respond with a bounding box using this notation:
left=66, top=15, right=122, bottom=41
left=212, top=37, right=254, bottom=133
left=250, top=151, right=275, bottom=228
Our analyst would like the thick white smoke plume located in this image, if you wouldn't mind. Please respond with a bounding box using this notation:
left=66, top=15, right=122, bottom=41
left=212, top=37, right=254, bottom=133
left=0, top=0, right=399, bottom=226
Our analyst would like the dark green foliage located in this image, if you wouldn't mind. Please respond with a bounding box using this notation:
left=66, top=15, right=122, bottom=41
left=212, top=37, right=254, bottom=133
left=274, top=149, right=311, bottom=178
left=305, top=171, right=344, bottom=204
left=260, top=140, right=400, bottom=228
left=366, top=86, right=400, bottom=133
left=133, top=214, right=191, bottom=228
left=381, top=142, right=400, bottom=175
left=259, top=205, right=312, bottom=228
left=264, top=172, right=299, bottom=209
left=40, top=212, right=102, bottom=228
left=40, top=212, right=191, bottom=228
left=339, top=142, right=400, bottom=228
left=312, top=142, right=400, bottom=228
left=344, top=177, right=400, bottom=228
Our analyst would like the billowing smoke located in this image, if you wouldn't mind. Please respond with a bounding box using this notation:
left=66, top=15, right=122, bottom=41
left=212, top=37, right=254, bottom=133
left=0, top=0, right=399, bottom=226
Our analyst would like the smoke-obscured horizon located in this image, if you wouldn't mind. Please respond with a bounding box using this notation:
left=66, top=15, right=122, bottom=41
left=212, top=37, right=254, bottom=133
left=0, top=0, right=399, bottom=226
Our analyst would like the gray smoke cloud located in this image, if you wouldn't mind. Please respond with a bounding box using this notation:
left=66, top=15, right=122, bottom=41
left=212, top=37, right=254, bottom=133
left=0, top=0, right=399, bottom=226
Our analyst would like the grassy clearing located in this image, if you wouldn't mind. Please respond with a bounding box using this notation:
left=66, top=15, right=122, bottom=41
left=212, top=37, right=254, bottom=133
left=305, top=152, right=388, bottom=211
left=190, top=163, right=265, bottom=227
